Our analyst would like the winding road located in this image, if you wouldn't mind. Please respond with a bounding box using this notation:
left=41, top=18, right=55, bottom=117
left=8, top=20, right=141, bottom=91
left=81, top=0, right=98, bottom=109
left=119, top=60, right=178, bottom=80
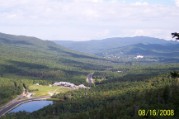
left=0, top=96, right=50, bottom=118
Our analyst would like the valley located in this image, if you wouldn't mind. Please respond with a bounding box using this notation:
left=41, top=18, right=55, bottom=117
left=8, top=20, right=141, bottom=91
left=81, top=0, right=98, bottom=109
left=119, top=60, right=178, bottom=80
left=0, top=32, right=179, bottom=119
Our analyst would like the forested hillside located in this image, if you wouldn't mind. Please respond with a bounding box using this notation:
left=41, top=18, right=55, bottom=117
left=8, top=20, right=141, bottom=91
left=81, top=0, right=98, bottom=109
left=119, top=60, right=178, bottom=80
left=55, top=36, right=175, bottom=54
left=3, top=66, right=179, bottom=119
left=97, top=43, right=179, bottom=62
left=0, top=33, right=179, bottom=119
left=0, top=32, right=112, bottom=105
left=56, top=36, right=179, bottom=63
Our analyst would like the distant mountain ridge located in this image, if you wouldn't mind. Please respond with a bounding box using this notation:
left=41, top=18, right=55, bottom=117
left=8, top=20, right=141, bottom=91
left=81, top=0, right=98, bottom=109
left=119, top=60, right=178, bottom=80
left=1, top=32, right=179, bottom=63
left=56, top=36, right=179, bottom=62
left=98, top=43, right=179, bottom=57
left=55, top=36, right=175, bottom=54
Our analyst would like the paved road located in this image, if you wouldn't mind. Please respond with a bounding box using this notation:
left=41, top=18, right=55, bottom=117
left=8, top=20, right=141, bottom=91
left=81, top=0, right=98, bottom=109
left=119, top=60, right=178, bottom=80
left=0, top=96, right=50, bottom=118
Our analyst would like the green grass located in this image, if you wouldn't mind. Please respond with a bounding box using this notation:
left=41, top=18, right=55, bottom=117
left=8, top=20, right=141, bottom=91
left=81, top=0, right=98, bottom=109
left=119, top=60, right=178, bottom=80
left=29, top=85, right=71, bottom=97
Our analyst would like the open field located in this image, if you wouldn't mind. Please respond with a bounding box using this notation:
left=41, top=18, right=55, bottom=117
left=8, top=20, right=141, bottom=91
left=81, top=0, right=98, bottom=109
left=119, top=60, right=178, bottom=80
left=29, top=85, right=71, bottom=97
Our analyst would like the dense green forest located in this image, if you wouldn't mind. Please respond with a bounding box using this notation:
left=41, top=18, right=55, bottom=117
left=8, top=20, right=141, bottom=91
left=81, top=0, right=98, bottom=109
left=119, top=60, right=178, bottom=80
left=0, top=32, right=112, bottom=105
left=2, top=68, right=179, bottom=119
left=0, top=33, right=179, bottom=119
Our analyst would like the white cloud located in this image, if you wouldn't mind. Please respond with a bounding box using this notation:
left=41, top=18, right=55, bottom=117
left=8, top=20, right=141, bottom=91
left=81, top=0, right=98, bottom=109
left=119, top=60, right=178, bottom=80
left=133, top=2, right=149, bottom=6
left=176, top=0, right=179, bottom=7
left=0, top=0, right=179, bottom=40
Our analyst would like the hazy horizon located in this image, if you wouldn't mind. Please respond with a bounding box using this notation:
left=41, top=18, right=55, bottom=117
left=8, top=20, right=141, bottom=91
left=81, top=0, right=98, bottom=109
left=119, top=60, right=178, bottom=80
left=1, top=31, right=174, bottom=42
left=0, top=0, right=179, bottom=41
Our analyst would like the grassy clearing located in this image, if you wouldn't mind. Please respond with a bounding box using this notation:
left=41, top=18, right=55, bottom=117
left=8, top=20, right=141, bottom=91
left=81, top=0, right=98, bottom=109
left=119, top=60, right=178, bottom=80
left=29, top=85, right=71, bottom=97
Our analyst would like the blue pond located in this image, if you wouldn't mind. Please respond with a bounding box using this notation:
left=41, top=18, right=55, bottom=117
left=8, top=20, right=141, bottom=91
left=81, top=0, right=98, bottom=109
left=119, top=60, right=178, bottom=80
left=10, top=101, right=53, bottom=113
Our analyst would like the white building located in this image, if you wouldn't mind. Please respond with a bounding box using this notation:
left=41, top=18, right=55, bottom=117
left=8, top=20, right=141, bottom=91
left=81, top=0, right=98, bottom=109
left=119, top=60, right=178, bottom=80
left=134, top=55, right=144, bottom=59
left=117, top=71, right=122, bottom=73
left=53, top=82, right=76, bottom=88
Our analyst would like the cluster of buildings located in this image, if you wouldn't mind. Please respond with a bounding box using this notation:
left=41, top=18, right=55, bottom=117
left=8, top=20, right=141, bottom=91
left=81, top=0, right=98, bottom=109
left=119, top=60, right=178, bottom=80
left=53, top=82, right=89, bottom=89
left=53, top=82, right=76, bottom=88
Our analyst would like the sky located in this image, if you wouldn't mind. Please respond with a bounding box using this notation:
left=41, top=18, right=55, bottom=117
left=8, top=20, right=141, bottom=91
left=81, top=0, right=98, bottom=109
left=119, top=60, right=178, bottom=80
left=0, top=0, right=179, bottom=41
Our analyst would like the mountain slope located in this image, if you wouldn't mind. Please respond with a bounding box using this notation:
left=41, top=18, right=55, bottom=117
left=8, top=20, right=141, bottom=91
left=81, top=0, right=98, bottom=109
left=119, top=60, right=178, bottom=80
left=0, top=32, right=111, bottom=84
left=99, top=43, right=179, bottom=57
left=0, top=32, right=117, bottom=106
left=1, top=33, right=179, bottom=119
left=55, top=36, right=174, bottom=54
left=56, top=36, right=179, bottom=62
